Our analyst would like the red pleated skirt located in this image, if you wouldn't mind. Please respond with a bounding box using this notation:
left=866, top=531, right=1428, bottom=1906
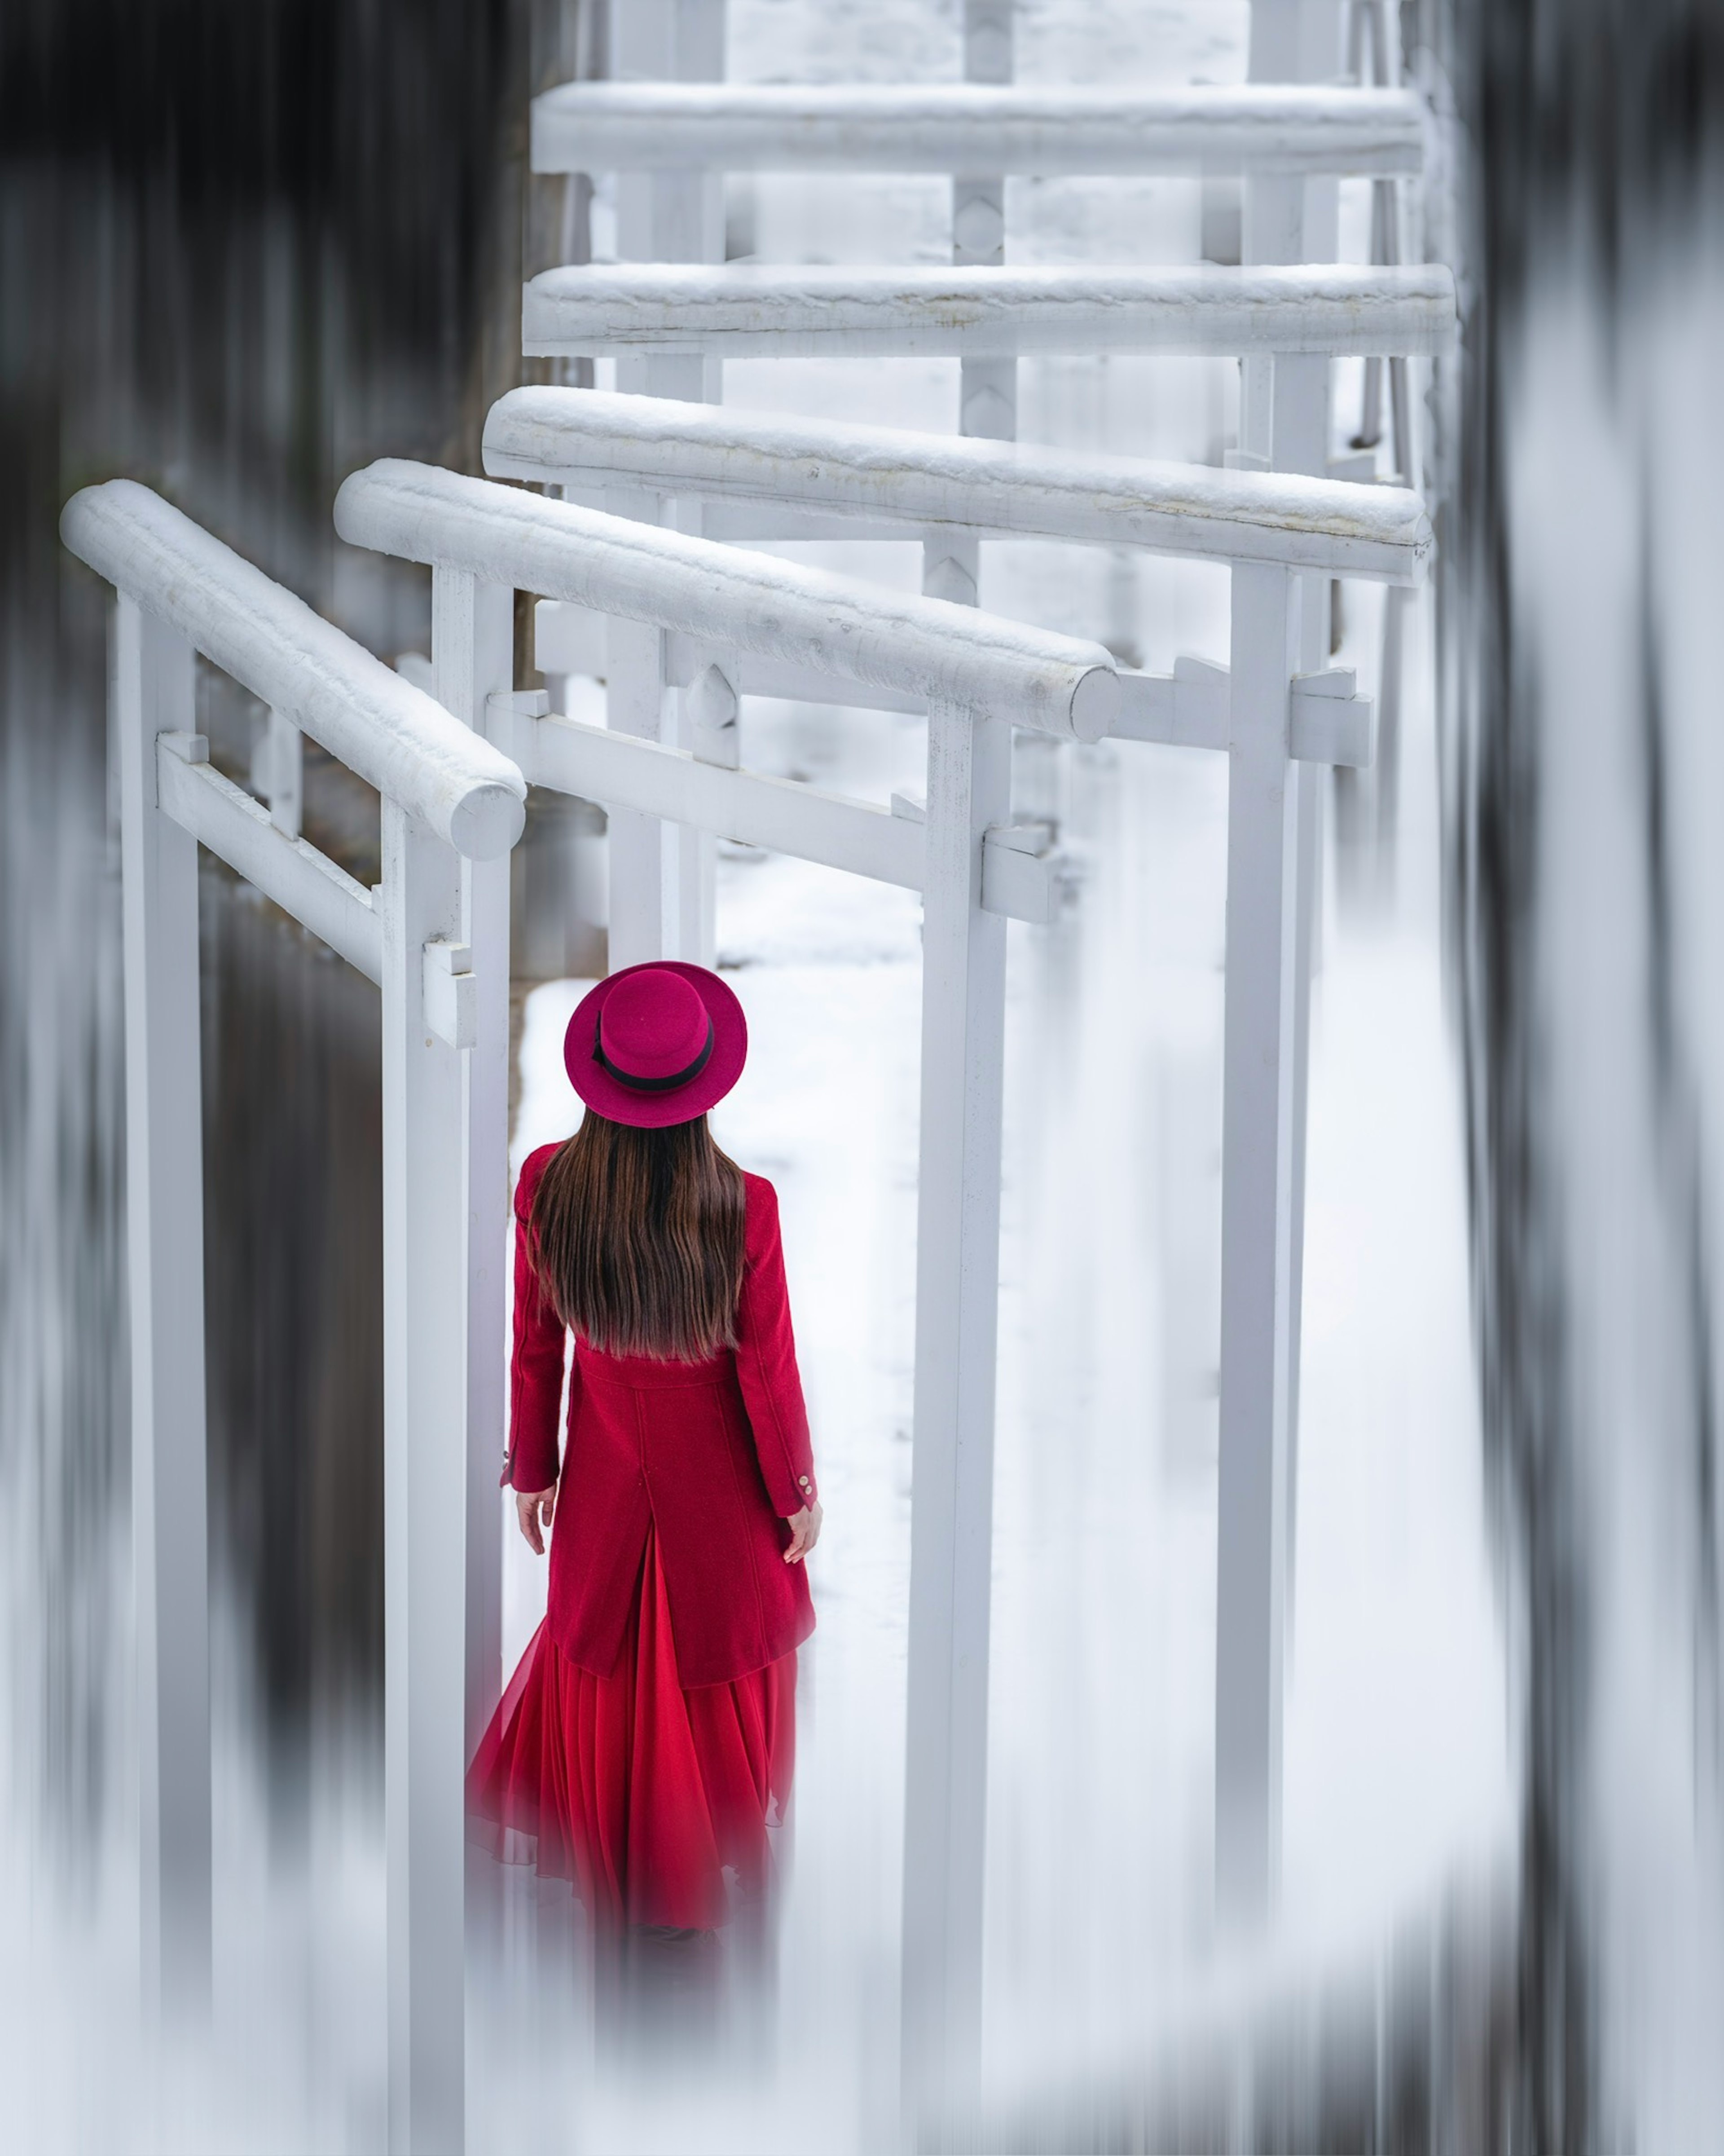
left=466, top=1528, right=796, bottom=1935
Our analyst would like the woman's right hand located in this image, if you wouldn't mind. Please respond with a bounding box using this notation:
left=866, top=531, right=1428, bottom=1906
left=783, top=1500, right=822, bottom=1565
left=515, top=1486, right=556, bottom=1556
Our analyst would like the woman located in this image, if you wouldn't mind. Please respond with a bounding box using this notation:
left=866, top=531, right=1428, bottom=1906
left=468, top=960, right=821, bottom=1964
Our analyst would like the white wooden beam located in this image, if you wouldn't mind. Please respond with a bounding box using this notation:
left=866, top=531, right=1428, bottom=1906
left=430, top=568, right=516, bottom=1769
left=488, top=701, right=923, bottom=891
left=486, top=388, right=1434, bottom=584
left=154, top=734, right=382, bottom=982
left=1113, top=659, right=1232, bottom=751
left=530, top=82, right=1427, bottom=177
left=603, top=600, right=673, bottom=970
left=957, top=0, right=1017, bottom=460
left=607, top=0, right=725, bottom=957
left=380, top=799, right=471, bottom=2155
left=902, top=696, right=1012, bottom=2108
left=335, top=463, right=1120, bottom=745
left=521, top=262, right=1458, bottom=362
left=63, top=482, right=525, bottom=860
left=1214, top=562, right=1300, bottom=1923
left=612, top=0, right=724, bottom=407
left=115, top=597, right=211, bottom=2029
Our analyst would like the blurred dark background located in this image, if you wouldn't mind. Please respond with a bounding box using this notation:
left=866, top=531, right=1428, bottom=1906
left=0, top=0, right=598, bottom=1854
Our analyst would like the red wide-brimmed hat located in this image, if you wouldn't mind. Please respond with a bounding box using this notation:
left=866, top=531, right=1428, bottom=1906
left=564, top=961, right=747, bottom=1129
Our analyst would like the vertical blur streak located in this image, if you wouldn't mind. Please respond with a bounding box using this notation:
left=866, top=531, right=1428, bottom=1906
left=0, top=0, right=534, bottom=1883
left=1443, top=0, right=1724, bottom=2144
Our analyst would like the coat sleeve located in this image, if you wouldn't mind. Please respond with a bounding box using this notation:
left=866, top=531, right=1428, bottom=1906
left=733, top=1175, right=818, bottom=1517
left=502, top=1144, right=573, bottom=1494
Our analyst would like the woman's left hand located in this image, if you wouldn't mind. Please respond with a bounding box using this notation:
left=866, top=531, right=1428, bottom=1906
left=783, top=1500, right=822, bottom=1565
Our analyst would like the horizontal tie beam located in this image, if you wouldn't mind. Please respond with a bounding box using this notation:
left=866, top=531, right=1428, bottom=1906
left=486, top=387, right=1433, bottom=585
left=530, top=614, right=1376, bottom=769
left=155, top=733, right=383, bottom=982
left=490, top=697, right=923, bottom=891
left=531, top=81, right=1426, bottom=178
left=485, top=696, right=1065, bottom=925
left=522, top=263, right=1457, bottom=362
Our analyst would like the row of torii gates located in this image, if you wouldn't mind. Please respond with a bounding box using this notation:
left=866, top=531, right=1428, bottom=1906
left=66, top=3, right=1448, bottom=2148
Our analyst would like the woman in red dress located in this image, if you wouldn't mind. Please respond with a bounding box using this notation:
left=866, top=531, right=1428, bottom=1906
left=467, top=960, right=820, bottom=1984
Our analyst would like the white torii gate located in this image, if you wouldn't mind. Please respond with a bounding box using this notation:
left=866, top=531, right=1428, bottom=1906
left=502, top=260, right=1454, bottom=1913
left=65, top=461, right=1126, bottom=2148
left=57, top=481, right=528, bottom=2155
left=524, top=34, right=1437, bottom=1873
left=526, top=7, right=1430, bottom=963
left=332, top=456, right=1121, bottom=2121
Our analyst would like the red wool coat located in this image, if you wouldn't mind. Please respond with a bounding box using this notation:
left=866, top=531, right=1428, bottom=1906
left=505, top=1143, right=818, bottom=1689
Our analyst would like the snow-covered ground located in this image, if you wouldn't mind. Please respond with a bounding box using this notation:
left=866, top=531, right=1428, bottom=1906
left=0, top=4, right=1510, bottom=2150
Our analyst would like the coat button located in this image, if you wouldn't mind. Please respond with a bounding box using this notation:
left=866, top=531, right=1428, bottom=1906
left=799, top=1477, right=810, bottom=1489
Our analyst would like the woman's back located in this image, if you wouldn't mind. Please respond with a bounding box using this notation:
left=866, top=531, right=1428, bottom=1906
left=469, top=962, right=821, bottom=1967
left=510, top=1145, right=817, bottom=1690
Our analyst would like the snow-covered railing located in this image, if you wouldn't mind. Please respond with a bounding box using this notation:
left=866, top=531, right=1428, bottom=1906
left=523, top=261, right=1457, bottom=361
left=60, top=479, right=527, bottom=2152
left=337, top=459, right=1116, bottom=742
left=531, top=80, right=1427, bottom=176
left=484, top=384, right=1433, bottom=578
left=334, top=456, right=1119, bottom=2138
left=63, top=482, right=523, bottom=860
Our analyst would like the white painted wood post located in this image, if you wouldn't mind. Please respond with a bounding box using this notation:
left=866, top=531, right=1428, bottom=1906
left=1214, top=562, right=1299, bottom=1920
left=602, top=559, right=671, bottom=970
left=380, top=798, right=471, bottom=2156
left=430, top=568, right=515, bottom=1761
left=608, top=0, right=727, bottom=971
left=901, top=696, right=1012, bottom=2108
left=253, top=706, right=303, bottom=838
left=114, top=594, right=212, bottom=2024
left=1257, top=9, right=1347, bottom=1618
left=664, top=506, right=720, bottom=967
left=1214, top=0, right=1346, bottom=1908
left=678, top=647, right=735, bottom=966
left=957, top=0, right=1016, bottom=447
left=1275, top=347, right=1333, bottom=1627
left=612, top=0, right=724, bottom=409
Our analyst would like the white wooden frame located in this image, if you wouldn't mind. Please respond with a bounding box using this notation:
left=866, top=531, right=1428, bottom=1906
left=333, top=457, right=1124, bottom=2113
left=529, top=23, right=1438, bottom=1928
left=521, top=261, right=1454, bottom=362
left=494, top=253, right=1450, bottom=1943
left=60, top=479, right=528, bottom=2156
left=530, top=80, right=1427, bottom=178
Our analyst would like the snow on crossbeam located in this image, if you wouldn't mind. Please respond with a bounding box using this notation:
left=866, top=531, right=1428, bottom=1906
left=484, top=386, right=1433, bottom=585
left=61, top=480, right=526, bottom=860
left=523, top=262, right=1457, bottom=361
left=334, top=460, right=1119, bottom=743
left=531, top=81, right=1426, bottom=178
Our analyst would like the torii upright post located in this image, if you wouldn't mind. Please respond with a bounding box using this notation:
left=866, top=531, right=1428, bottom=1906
left=1214, top=0, right=1348, bottom=1920
left=901, top=697, right=1013, bottom=2114
left=114, top=595, right=212, bottom=2028
left=430, top=566, right=516, bottom=1763
left=607, top=0, right=726, bottom=970
left=379, top=794, right=473, bottom=2155
left=902, top=11, right=1017, bottom=2099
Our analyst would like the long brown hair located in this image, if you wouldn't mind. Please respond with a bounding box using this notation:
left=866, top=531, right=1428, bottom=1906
left=528, top=1110, right=747, bottom=1361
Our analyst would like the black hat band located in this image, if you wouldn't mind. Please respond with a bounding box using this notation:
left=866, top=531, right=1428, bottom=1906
left=594, top=1013, right=715, bottom=1093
